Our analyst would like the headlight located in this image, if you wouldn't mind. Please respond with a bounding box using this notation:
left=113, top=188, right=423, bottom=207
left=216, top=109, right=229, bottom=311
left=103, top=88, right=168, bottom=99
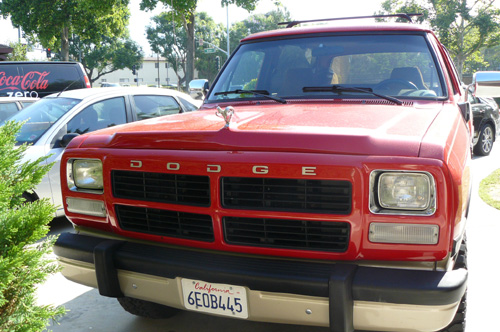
left=67, top=159, right=103, bottom=192
left=370, top=171, right=436, bottom=215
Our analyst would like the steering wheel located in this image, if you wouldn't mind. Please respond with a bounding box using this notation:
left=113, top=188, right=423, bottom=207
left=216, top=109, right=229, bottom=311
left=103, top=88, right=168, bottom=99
left=374, top=79, right=418, bottom=94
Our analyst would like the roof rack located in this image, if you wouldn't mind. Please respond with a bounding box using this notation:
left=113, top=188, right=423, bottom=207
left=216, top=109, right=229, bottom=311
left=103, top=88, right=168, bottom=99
left=278, top=13, right=423, bottom=28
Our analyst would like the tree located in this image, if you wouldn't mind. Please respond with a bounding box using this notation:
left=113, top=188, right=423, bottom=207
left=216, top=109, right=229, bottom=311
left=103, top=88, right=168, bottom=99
left=146, top=11, right=225, bottom=86
left=194, top=12, right=227, bottom=83
left=0, top=0, right=130, bottom=61
left=147, top=8, right=290, bottom=85
left=481, top=44, right=500, bottom=71
left=146, top=11, right=228, bottom=86
left=140, top=0, right=260, bottom=88
left=146, top=11, right=190, bottom=88
left=0, top=121, right=64, bottom=331
left=229, top=8, right=291, bottom=53
left=70, top=35, right=143, bottom=85
left=379, top=0, right=500, bottom=79
left=6, top=42, right=28, bottom=61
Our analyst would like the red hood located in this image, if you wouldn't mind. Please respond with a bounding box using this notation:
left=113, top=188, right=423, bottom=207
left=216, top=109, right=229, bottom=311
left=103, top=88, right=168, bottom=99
left=76, top=101, right=443, bottom=157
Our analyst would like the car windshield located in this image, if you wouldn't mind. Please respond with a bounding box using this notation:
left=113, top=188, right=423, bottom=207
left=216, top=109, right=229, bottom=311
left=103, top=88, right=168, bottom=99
left=208, top=34, right=444, bottom=102
left=1, top=97, right=80, bottom=145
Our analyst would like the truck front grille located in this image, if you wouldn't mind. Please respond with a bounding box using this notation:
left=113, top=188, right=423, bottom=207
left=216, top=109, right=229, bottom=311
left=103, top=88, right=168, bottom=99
left=112, top=170, right=210, bottom=206
left=116, top=204, right=214, bottom=241
left=223, top=217, right=350, bottom=251
left=111, top=171, right=352, bottom=250
left=221, top=177, right=351, bottom=214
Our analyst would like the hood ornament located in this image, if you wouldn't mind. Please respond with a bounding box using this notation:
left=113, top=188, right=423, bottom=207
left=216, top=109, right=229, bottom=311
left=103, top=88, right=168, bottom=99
left=216, top=106, right=234, bottom=128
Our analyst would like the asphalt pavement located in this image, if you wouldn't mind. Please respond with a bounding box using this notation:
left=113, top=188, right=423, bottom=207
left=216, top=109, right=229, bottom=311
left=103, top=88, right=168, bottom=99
left=38, top=147, right=500, bottom=332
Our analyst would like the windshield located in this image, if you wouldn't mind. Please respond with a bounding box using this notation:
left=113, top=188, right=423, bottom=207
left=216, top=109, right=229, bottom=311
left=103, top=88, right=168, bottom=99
left=208, top=34, right=444, bottom=102
left=1, top=97, right=80, bottom=145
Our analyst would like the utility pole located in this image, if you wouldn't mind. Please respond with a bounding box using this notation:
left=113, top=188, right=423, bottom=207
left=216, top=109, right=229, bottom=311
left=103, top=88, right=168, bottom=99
left=157, top=53, right=160, bottom=87
left=226, top=5, right=230, bottom=57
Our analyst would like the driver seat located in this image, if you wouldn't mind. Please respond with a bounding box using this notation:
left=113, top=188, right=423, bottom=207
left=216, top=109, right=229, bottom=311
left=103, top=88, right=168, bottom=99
left=390, top=67, right=428, bottom=90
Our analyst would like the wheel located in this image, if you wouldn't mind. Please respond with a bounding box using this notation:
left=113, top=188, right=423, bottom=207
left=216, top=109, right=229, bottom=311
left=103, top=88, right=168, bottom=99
left=438, top=236, right=467, bottom=332
left=473, top=124, right=494, bottom=156
left=117, top=297, right=180, bottom=319
left=374, top=79, right=418, bottom=94
left=440, top=294, right=467, bottom=332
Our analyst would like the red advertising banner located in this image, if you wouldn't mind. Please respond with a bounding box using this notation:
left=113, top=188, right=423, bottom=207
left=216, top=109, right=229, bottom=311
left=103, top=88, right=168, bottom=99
left=0, top=71, right=50, bottom=97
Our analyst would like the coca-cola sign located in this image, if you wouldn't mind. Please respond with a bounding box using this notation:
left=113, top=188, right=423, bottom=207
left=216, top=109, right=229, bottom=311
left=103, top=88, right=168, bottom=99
left=0, top=71, right=50, bottom=97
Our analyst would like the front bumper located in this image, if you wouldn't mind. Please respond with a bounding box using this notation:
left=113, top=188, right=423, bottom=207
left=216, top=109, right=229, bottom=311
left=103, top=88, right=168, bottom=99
left=54, top=232, right=467, bottom=332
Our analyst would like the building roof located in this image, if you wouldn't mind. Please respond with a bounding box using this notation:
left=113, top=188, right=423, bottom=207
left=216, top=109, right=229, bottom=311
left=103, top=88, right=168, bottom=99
left=143, top=56, right=167, bottom=61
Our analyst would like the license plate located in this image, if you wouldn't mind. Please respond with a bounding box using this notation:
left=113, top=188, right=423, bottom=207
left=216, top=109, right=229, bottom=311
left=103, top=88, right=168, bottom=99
left=181, top=278, right=248, bottom=319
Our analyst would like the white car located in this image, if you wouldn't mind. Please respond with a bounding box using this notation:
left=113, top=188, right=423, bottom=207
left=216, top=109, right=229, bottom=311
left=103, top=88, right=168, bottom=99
left=0, top=96, right=39, bottom=121
left=2, top=87, right=201, bottom=217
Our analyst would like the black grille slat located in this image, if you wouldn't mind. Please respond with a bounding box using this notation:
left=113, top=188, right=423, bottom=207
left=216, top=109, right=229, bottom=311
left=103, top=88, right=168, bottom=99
left=223, top=217, right=349, bottom=252
left=112, top=170, right=210, bottom=206
left=111, top=170, right=352, bottom=250
left=116, top=205, right=214, bottom=242
left=222, top=177, right=352, bottom=214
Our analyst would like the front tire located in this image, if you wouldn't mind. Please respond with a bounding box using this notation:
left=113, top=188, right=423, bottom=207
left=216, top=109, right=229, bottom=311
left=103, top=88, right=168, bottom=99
left=439, top=237, right=467, bottom=332
left=117, top=297, right=180, bottom=319
left=473, top=124, right=494, bottom=156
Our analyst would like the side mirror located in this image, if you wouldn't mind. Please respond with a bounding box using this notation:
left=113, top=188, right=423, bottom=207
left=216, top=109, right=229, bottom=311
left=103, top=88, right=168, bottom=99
left=189, top=79, right=209, bottom=100
left=203, top=80, right=210, bottom=97
left=470, top=71, right=500, bottom=98
left=60, top=133, right=79, bottom=148
left=458, top=102, right=470, bottom=122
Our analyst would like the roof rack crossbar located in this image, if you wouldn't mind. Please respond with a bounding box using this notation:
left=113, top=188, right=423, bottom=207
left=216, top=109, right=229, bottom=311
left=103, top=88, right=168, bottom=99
left=278, top=13, right=423, bottom=28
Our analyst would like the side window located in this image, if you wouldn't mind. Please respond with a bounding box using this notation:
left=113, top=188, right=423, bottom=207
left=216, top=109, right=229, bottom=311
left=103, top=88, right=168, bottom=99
left=21, top=101, right=37, bottom=107
left=0, top=102, right=20, bottom=122
left=133, top=95, right=181, bottom=120
left=178, top=97, right=199, bottom=112
left=67, top=97, right=127, bottom=135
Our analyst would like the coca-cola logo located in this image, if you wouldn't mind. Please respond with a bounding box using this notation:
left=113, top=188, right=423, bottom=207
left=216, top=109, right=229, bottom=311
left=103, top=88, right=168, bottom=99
left=0, top=71, right=50, bottom=97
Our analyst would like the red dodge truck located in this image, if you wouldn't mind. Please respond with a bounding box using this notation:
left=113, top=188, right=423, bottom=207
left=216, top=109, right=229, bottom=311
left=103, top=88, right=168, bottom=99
left=54, top=15, right=500, bottom=332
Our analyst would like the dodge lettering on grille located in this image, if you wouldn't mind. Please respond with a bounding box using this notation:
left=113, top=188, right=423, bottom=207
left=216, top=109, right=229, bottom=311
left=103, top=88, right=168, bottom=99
left=129, top=160, right=318, bottom=175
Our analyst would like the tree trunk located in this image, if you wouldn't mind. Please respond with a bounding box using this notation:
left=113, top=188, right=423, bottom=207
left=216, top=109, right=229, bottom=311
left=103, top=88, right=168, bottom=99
left=456, top=56, right=465, bottom=82
left=185, top=18, right=195, bottom=92
left=61, top=26, right=70, bottom=61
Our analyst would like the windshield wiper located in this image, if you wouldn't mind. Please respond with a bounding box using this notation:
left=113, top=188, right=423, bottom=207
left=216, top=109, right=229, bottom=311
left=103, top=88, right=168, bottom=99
left=303, top=85, right=403, bottom=105
left=214, top=89, right=287, bottom=104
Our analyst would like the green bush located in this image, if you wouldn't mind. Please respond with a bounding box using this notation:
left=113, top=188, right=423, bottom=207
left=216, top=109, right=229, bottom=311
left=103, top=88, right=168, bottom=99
left=0, top=121, right=65, bottom=331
